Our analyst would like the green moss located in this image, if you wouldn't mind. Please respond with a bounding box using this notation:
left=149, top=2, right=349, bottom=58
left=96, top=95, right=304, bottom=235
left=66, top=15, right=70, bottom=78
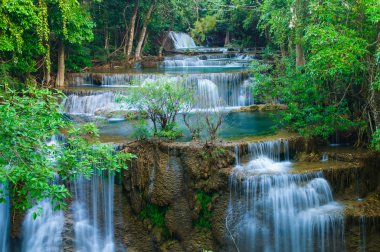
left=194, top=191, right=214, bottom=230
left=140, top=202, right=170, bottom=238
left=213, top=147, right=226, bottom=154
left=200, top=147, right=226, bottom=160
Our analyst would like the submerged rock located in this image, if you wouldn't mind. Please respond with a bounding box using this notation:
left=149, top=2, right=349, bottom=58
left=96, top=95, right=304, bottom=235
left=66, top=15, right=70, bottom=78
left=232, top=103, right=287, bottom=112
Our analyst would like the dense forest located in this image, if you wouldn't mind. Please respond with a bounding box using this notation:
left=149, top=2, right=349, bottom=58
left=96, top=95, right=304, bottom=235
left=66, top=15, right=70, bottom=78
left=0, top=1, right=380, bottom=251
left=1, top=0, right=379, bottom=143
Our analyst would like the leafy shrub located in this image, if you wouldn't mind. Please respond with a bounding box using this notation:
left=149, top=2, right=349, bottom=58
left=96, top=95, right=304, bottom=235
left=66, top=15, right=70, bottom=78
left=140, top=203, right=170, bottom=238
left=195, top=191, right=213, bottom=230
left=371, top=129, right=380, bottom=151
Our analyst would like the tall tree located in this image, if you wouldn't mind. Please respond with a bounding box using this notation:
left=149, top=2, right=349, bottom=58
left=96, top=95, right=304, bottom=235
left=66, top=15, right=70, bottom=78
left=126, top=0, right=140, bottom=60
left=49, top=0, right=94, bottom=87
left=135, top=0, right=155, bottom=60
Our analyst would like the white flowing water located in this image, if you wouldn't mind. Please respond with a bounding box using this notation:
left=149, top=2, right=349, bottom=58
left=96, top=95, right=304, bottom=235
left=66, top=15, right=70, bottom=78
left=62, top=72, right=253, bottom=115
left=63, top=92, right=129, bottom=116
left=228, top=140, right=345, bottom=252
left=72, top=172, right=115, bottom=252
left=168, top=31, right=197, bottom=49
left=0, top=184, right=10, bottom=252
left=321, top=153, right=329, bottom=162
left=197, top=79, right=220, bottom=108
left=22, top=200, right=65, bottom=252
left=161, top=53, right=254, bottom=68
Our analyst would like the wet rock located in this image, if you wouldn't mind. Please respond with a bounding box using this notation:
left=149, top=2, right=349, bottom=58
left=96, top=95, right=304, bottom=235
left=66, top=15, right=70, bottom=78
left=295, top=152, right=321, bottom=162
left=92, top=73, right=103, bottom=85
left=151, top=156, right=183, bottom=206
left=160, top=240, right=184, bottom=252
left=130, top=188, right=143, bottom=213
left=165, top=198, right=193, bottom=241
left=183, top=229, right=215, bottom=252
left=211, top=194, right=230, bottom=247
left=232, top=104, right=287, bottom=112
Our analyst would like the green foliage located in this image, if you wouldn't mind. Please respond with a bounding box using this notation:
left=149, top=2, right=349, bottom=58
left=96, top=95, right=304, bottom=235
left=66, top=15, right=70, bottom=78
left=191, top=15, right=217, bottom=43
left=0, top=86, right=134, bottom=213
left=0, top=0, right=37, bottom=53
left=248, top=0, right=379, bottom=144
left=194, top=191, right=213, bottom=230
left=262, top=45, right=275, bottom=60
left=58, top=127, right=134, bottom=181
left=0, top=86, right=67, bottom=211
left=373, top=49, right=380, bottom=90
left=156, top=123, right=182, bottom=140
left=371, top=129, right=380, bottom=151
left=132, top=119, right=152, bottom=140
left=213, top=148, right=226, bottom=155
left=249, top=59, right=275, bottom=104
left=250, top=57, right=359, bottom=138
left=304, top=24, right=367, bottom=82
left=0, top=0, right=94, bottom=80
left=65, top=44, right=92, bottom=72
left=140, top=202, right=170, bottom=238
left=257, top=0, right=292, bottom=47
left=119, top=78, right=192, bottom=139
left=0, top=0, right=40, bottom=76
left=140, top=203, right=167, bottom=228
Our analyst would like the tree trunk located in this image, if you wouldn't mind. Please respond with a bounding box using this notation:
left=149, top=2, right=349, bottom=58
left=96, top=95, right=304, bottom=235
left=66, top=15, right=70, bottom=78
left=126, top=0, right=139, bottom=60
left=140, top=33, right=149, bottom=58
left=280, top=44, right=286, bottom=58
left=104, top=18, right=109, bottom=50
left=43, top=44, right=51, bottom=86
left=295, top=42, right=305, bottom=66
left=56, top=41, right=65, bottom=87
left=122, top=3, right=129, bottom=55
left=135, top=0, right=155, bottom=61
left=44, top=65, right=51, bottom=86
left=295, top=0, right=306, bottom=66
left=158, top=17, right=174, bottom=57
left=158, top=32, right=169, bottom=57
left=123, top=26, right=129, bottom=55
left=224, top=31, right=230, bottom=46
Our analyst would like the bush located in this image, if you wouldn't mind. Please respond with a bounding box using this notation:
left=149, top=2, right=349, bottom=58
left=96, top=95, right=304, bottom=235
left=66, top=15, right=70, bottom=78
left=194, top=191, right=213, bottom=230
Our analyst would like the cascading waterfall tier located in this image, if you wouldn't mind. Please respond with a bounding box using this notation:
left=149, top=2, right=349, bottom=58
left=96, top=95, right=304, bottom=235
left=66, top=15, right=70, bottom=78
left=66, top=72, right=249, bottom=87
left=72, top=172, right=115, bottom=252
left=62, top=72, right=252, bottom=115
left=161, top=53, right=254, bottom=68
left=22, top=200, right=65, bottom=252
left=228, top=140, right=345, bottom=252
left=19, top=173, right=117, bottom=252
left=62, top=91, right=128, bottom=116
left=168, top=31, right=197, bottom=49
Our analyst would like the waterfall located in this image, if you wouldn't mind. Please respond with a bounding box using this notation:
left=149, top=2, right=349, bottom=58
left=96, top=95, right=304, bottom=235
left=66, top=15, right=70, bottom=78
left=72, top=172, right=115, bottom=252
left=0, top=184, right=10, bottom=252
left=62, top=72, right=253, bottom=116
left=168, top=31, right=197, bottom=49
left=22, top=200, right=65, bottom=252
left=239, top=79, right=253, bottom=106
left=247, top=140, right=288, bottom=161
left=101, top=74, right=160, bottom=86
left=197, top=79, right=220, bottom=108
left=234, top=146, right=240, bottom=165
left=228, top=140, right=345, bottom=252
left=66, top=73, right=93, bottom=86
left=161, top=53, right=254, bottom=68
left=62, top=92, right=128, bottom=116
